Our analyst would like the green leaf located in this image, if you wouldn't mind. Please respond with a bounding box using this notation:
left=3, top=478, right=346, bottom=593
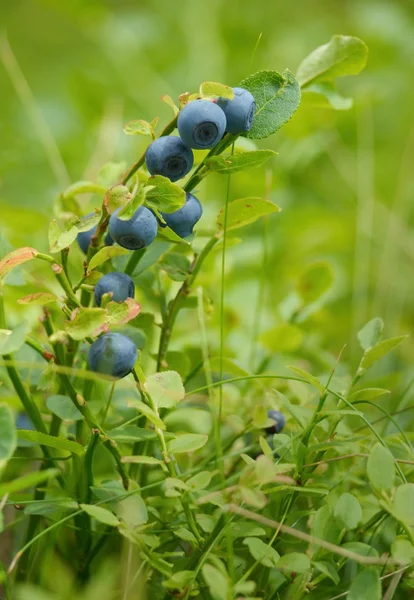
left=303, top=82, right=353, bottom=110
left=0, top=403, right=16, bottom=469
left=276, top=552, right=310, bottom=573
left=357, top=318, right=384, bottom=351
left=80, top=504, right=120, bottom=526
left=288, top=366, right=325, bottom=393
left=313, top=561, right=340, bottom=585
left=394, top=484, right=414, bottom=527
left=205, top=150, right=276, bottom=174
left=144, top=371, right=185, bottom=409
left=106, top=299, right=141, bottom=325
left=186, top=471, right=213, bottom=492
left=167, top=433, right=208, bottom=454
left=134, top=400, right=166, bottom=430
left=88, top=246, right=130, bottom=271
left=296, top=261, right=333, bottom=304
left=348, top=388, right=390, bottom=402
left=73, top=212, right=102, bottom=233
left=348, top=569, right=380, bottom=600
left=0, top=468, right=59, bottom=496
left=231, top=521, right=266, bottom=538
left=174, top=527, right=198, bottom=544
left=123, top=119, right=155, bottom=137
left=117, top=493, right=148, bottom=527
left=104, top=184, right=132, bottom=214
left=121, top=455, right=167, bottom=471
left=334, top=493, right=362, bottom=530
left=46, top=395, right=83, bottom=421
left=208, top=357, right=249, bottom=377
left=164, top=477, right=189, bottom=498
left=0, top=321, right=31, bottom=356
left=202, top=564, right=229, bottom=600
left=391, top=538, right=414, bottom=564
left=158, top=253, right=190, bottom=282
left=199, top=81, right=234, bottom=99
left=17, top=292, right=59, bottom=306
left=240, top=69, right=301, bottom=139
left=243, top=537, right=280, bottom=567
left=359, top=336, right=408, bottom=371
left=161, top=95, right=179, bottom=115
left=145, top=175, right=186, bottom=213
left=118, top=185, right=154, bottom=220
left=367, top=443, right=395, bottom=491
left=48, top=220, right=78, bottom=253
left=0, top=247, right=39, bottom=279
left=163, top=571, right=193, bottom=592
left=157, top=224, right=190, bottom=243
left=18, top=430, right=85, bottom=456
left=109, top=426, right=159, bottom=443
left=297, top=35, right=368, bottom=87
left=98, top=161, right=127, bottom=187
left=65, top=307, right=107, bottom=340
left=260, top=323, right=304, bottom=353
left=63, top=181, right=106, bottom=199
left=24, top=499, right=78, bottom=517
left=217, top=197, right=280, bottom=232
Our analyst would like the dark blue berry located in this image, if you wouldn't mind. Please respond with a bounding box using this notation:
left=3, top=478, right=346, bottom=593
left=146, top=136, right=194, bottom=182
left=109, top=206, right=158, bottom=250
left=217, top=87, right=256, bottom=134
left=177, top=100, right=226, bottom=150
left=265, top=410, right=285, bottom=435
left=160, top=192, right=202, bottom=238
left=88, top=333, right=137, bottom=379
left=94, top=272, right=135, bottom=307
left=77, top=215, right=114, bottom=254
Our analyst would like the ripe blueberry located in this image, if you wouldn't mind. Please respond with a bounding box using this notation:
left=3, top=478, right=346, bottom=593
left=77, top=214, right=114, bottom=254
left=146, top=136, right=194, bottom=182
left=109, top=206, right=158, bottom=250
left=265, top=410, right=285, bottom=435
left=88, top=332, right=137, bottom=378
left=160, top=192, right=202, bottom=238
left=177, top=100, right=226, bottom=150
left=217, top=87, right=256, bottom=134
left=94, top=272, right=135, bottom=307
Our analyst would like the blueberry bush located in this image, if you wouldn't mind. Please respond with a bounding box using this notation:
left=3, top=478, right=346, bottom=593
left=0, top=31, right=413, bottom=600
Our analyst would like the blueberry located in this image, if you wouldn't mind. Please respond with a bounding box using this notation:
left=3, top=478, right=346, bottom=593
left=77, top=214, right=114, bottom=254
left=217, top=87, right=256, bottom=134
left=265, top=410, right=285, bottom=435
left=160, top=192, right=202, bottom=238
left=88, top=333, right=137, bottom=379
left=177, top=100, right=226, bottom=150
left=94, top=272, right=135, bottom=307
left=109, top=206, right=158, bottom=250
left=16, top=413, right=34, bottom=430
left=146, top=136, right=194, bottom=182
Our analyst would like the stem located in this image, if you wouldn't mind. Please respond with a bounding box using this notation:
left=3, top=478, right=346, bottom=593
left=25, top=336, right=55, bottom=362
left=183, top=133, right=237, bottom=193
left=121, top=115, right=178, bottom=185
left=124, top=248, right=146, bottom=276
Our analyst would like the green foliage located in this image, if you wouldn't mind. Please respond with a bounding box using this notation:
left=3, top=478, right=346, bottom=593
left=0, top=403, right=16, bottom=469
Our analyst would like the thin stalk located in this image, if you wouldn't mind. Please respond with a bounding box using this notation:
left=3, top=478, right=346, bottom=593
left=183, top=133, right=237, bottom=193
left=124, top=248, right=146, bottom=276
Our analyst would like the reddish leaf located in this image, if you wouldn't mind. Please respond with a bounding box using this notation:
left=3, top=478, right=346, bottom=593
left=0, top=247, right=39, bottom=279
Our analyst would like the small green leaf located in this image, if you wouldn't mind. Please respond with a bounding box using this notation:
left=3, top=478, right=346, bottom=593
left=240, top=69, right=301, bottom=139
left=0, top=404, right=16, bottom=469
left=206, top=150, right=276, bottom=174
left=164, top=477, right=189, bottom=498
left=348, top=388, right=390, bottom=402
left=104, top=184, right=132, bottom=214
left=231, top=521, right=266, bottom=538
left=186, top=471, right=213, bottom=491
left=217, top=197, right=280, bottom=232
left=199, top=81, right=234, bottom=99
left=303, top=82, right=353, bottom=110
left=117, top=493, right=148, bottom=527
left=357, top=318, right=384, bottom=351
left=145, top=175, right=186, bottom=213
left=348, top=569, right=380, bottom=600
left=123, top=119, right=155, bottom=137
left=121, top=455, right=167, bottom=471
left=276, top=552, right=310, bottom=573
left=134, top=400, right=166, bottom=430
left=174, top=527, right=197, bottom=544
left=65, top=307, right=107, bottom=340
left=394, top=484, right=414, bottom=527
left=0, top=468, right=59, bottom=496
left=88, top=246, right=130, bottom=271
left=48, top=220, right=78, bottom=253
left=243, top=537, right=280, bottom=568
left=334, top=493, right=362, bottom=530
left=367, top=443, right=395, bottom=491
left=313, top=561, right=340, bottom=585
left=18, top=430, right=85, bottom=455
left=297, top=35, right=368, bottom=87
left=296, top=261, right=333, bottom=304
left=161, top=95, right=179, bottom=115
left=359, top=336, right=408, bottom=371
left=106, top=299, right=141, bottom=325
left=46, top=395, right=83, bottom=421
left=288, top=366, right=325, bottom=393
left=109, top=426, right=159, bottom=443
left=63, top=181, right=106, bottom=199
left=118, top=186, right=154, bottom=220
left=73, top=212, right=102, bottom=233
left=144, top=371, right=185, bottom=409
left=260, top=323, right=304, bottom=353
left=391, top=538, right=414, bottom=564
left=158, top=253, right=191, bottom=282
left=80, top=504, right=120, bottom=527
left=202, top=564, right=229, bottom=600
left=167, top=433, right=208, bottom=454
left=0, top=322, right=31, bottom=356
left=17, top=292, right=59, bottom=306
left=0, top=247, right=39, bottom=279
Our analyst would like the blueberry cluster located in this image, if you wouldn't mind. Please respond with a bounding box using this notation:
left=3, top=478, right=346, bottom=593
left=81, top=87, right=255, bottom=379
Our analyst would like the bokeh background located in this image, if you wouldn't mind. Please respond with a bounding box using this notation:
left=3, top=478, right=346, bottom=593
left=1, top=0, right=413, bottom=375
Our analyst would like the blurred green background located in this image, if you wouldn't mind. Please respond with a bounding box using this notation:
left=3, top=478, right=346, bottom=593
left=1, top=0, right=413, bottom=373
